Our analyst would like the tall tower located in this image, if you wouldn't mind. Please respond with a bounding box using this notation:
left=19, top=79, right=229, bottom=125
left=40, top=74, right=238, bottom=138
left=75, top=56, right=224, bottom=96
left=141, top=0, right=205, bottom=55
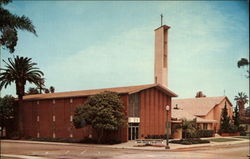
left=154, top=25, right=170, bottom=88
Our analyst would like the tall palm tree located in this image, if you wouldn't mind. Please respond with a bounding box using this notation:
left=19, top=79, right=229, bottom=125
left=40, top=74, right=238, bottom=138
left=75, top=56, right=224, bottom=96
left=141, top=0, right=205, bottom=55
left=234, top=92, right=249, bottom=116
left=0, top=0, right=37, bottom=53
left=0, top=56, right=44, bottom=100
left=0, top=56, right=43, bottom=136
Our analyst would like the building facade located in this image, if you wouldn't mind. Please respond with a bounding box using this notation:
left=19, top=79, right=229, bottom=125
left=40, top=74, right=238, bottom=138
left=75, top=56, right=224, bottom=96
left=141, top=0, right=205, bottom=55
left=21, top=84, right=177, bottom=142
left=172, top=96, right=233, bottom=134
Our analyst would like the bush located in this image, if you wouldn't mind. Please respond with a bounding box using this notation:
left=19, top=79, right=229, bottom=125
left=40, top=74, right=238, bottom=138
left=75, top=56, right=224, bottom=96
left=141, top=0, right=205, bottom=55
left=228, top=124, right=238, bottom=133
left=145, top=134, right=172, bottom=139
left=239, top=126, right=247, bottom=136
left=196, top=130, right=214, bottom=138
left=170, top=138, right=210, bottom=145
left=30, top=137, right=79, bottom=143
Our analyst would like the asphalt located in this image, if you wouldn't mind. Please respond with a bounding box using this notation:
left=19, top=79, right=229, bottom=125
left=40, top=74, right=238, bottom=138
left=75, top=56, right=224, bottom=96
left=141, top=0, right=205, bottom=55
left=1, top=136, right=249, bottom=151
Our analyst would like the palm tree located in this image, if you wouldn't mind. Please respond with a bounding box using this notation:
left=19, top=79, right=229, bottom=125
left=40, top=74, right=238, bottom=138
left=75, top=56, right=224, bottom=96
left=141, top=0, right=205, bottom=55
left=0, top=56, right=43, bottom=136
left=49, top=86, right=55, bottom=93
left=234, top=92, right=249, bottom=116
left=0, top=0, right=37, bottom=53
left=36, top=78, right=46, bottom=94
left=26, top=87, right=39, bottom=95
left=0, top=56, right=44, bottom=100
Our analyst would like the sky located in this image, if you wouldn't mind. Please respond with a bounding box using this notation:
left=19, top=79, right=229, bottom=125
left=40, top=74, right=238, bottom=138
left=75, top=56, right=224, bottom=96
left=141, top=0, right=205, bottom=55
left=1, top=1, right=249, bottom=106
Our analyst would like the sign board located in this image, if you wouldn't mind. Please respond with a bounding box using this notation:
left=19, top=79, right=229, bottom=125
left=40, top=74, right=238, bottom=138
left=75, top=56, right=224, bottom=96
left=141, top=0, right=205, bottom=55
left=128, top=117, right=140, bottom=123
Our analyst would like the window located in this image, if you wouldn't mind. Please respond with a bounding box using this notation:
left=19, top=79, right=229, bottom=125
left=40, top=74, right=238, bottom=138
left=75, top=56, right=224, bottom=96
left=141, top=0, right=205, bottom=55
left=203, top=123, right=208, bottom=130
left=53, top=132, right=56, bottom=138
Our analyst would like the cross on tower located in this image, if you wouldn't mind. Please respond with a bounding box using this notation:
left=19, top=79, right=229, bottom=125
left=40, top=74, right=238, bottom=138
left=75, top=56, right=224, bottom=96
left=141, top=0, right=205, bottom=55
left=161, top=14, right=163, bottom=26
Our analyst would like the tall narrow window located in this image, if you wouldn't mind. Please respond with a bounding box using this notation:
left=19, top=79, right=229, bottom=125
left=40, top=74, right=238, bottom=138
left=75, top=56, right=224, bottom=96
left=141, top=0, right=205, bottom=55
left=53, top=132, right=56, bottom=138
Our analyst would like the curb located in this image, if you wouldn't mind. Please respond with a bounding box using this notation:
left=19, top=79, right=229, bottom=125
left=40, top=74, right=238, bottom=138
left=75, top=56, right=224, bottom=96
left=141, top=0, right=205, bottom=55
left=0, top=154, right=49, bottom=159
left=1, top=139, right=249, bottom=151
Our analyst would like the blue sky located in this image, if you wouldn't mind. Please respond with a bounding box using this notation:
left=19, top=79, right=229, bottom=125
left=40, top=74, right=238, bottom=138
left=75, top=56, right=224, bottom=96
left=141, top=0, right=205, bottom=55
left=1, top=1, right=249, bottom=106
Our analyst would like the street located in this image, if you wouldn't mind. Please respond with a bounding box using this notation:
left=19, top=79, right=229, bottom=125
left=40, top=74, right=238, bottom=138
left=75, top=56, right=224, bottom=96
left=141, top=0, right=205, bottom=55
left=0, top=141, right=249, bottom=159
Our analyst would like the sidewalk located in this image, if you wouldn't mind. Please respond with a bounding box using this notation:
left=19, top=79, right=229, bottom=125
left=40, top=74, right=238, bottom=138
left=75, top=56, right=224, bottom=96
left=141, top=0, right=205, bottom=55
left=1, top=136, right=249, bottom=151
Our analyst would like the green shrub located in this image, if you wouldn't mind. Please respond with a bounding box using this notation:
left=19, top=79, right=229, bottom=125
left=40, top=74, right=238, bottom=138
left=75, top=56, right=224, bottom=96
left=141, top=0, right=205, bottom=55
left=145, top=134, right=171, bottom=139
left=228, top=124, right=238, bottom=133
left=197, top=130, right=214, bottom=138
left=30, top=137, right=79, bottom=143
left=169, top=138, right=210, bottom=145
left=239, top=126, right=247, bottom=136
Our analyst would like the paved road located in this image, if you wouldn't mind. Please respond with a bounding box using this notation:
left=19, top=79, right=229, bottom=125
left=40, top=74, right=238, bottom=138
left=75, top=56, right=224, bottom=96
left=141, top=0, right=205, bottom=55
left=1, top=141, right=249, bottom=159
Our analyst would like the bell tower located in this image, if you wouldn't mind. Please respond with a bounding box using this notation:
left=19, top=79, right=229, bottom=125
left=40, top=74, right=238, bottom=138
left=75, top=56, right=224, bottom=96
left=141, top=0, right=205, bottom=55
left=154, top=24, right=170, bottom=88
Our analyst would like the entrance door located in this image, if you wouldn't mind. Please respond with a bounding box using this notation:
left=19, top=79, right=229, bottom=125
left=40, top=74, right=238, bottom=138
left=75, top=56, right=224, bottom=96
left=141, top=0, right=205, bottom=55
left=128, top=123, right=139, bottom=140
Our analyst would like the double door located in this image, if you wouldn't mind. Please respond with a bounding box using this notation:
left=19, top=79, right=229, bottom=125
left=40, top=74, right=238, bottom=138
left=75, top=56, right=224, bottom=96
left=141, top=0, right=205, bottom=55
left=128, top=123, right=139, bottom=140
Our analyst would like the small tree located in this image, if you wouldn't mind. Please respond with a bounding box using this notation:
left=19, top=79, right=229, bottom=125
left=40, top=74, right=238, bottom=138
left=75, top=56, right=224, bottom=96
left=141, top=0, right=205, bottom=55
left=0, top=95, right=15, bottom=137
left=73, top=91, right=125, bottom=143
left=233, top=104, right=240, bottom=130
left=219, top=102, right=231, bottom=133
left=182, top=118, right=197, bottom=139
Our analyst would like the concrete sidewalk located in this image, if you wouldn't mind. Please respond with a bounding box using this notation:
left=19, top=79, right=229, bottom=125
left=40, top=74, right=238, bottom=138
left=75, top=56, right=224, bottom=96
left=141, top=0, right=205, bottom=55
left=1, top=137, right=249, bottom=151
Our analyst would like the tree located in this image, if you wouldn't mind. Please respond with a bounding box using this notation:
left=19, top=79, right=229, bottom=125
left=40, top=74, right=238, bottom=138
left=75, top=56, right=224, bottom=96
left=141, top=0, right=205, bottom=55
left=181, top=118, right=197, bottom=139
left=0, top=56, right=43, bottom=136
left=237, top=58, right=249, bottom=68
left=26, top=87, right=39, bottom=95
left=49, top=86, right=55, bottom=93
left=0, top=56, right=44, bottom=100
left=0, top=0, right=37, bottom=53
left=237, top=58, right=249, bottom=78
left=233, top=104, right=240, bottom=130
left=219, top=102, right=231, bottom=133
left=0, top=95, right=15, bottom=137
left=73, top=91, right=125, bottom=143
left=36, top=78, right=45, bottom=94
left=234, top=92, right=249, bottom=116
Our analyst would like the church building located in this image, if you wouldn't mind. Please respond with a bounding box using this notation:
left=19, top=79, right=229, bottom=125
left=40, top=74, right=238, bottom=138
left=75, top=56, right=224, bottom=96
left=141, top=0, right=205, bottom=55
left=20, top=24, right=177, bottom=142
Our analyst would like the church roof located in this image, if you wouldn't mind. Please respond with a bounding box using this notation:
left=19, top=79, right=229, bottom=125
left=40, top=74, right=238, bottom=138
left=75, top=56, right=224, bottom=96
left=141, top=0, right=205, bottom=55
left=23, top=83, right=177, bottom=101
left=171, top=108, right=217, bottom=123
left=172, top=96, right=232, bottom=116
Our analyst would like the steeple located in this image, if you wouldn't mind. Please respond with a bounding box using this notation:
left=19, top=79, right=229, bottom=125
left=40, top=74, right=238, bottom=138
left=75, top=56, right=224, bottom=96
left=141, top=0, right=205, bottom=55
left=154, top=15, right=170, bottom=87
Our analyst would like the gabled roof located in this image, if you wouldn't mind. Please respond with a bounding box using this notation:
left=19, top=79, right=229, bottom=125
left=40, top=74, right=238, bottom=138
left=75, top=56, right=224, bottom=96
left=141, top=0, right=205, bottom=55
left=171, top=108, right=217, bottom=123
left=23, top=83, right=177, bottom=101
left=172, top=96, right=232, bottom=116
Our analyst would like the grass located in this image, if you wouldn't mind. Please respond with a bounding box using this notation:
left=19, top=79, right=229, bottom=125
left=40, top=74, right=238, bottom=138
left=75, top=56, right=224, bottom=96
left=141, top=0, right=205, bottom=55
left=207, top=138, right=241, bottom=142
left=233, top=136, right=250, bottom=140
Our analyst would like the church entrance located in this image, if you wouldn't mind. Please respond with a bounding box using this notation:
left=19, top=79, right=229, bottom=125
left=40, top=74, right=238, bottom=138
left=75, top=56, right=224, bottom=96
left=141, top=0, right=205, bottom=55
left=128, top=123, right=139, bottom=140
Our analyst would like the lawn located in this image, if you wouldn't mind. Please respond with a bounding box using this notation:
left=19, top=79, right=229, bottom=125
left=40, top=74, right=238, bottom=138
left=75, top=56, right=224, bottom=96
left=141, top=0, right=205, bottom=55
left=207, top=138, right=241, bottom=142
left=233, top=136, right=250, bottom=140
